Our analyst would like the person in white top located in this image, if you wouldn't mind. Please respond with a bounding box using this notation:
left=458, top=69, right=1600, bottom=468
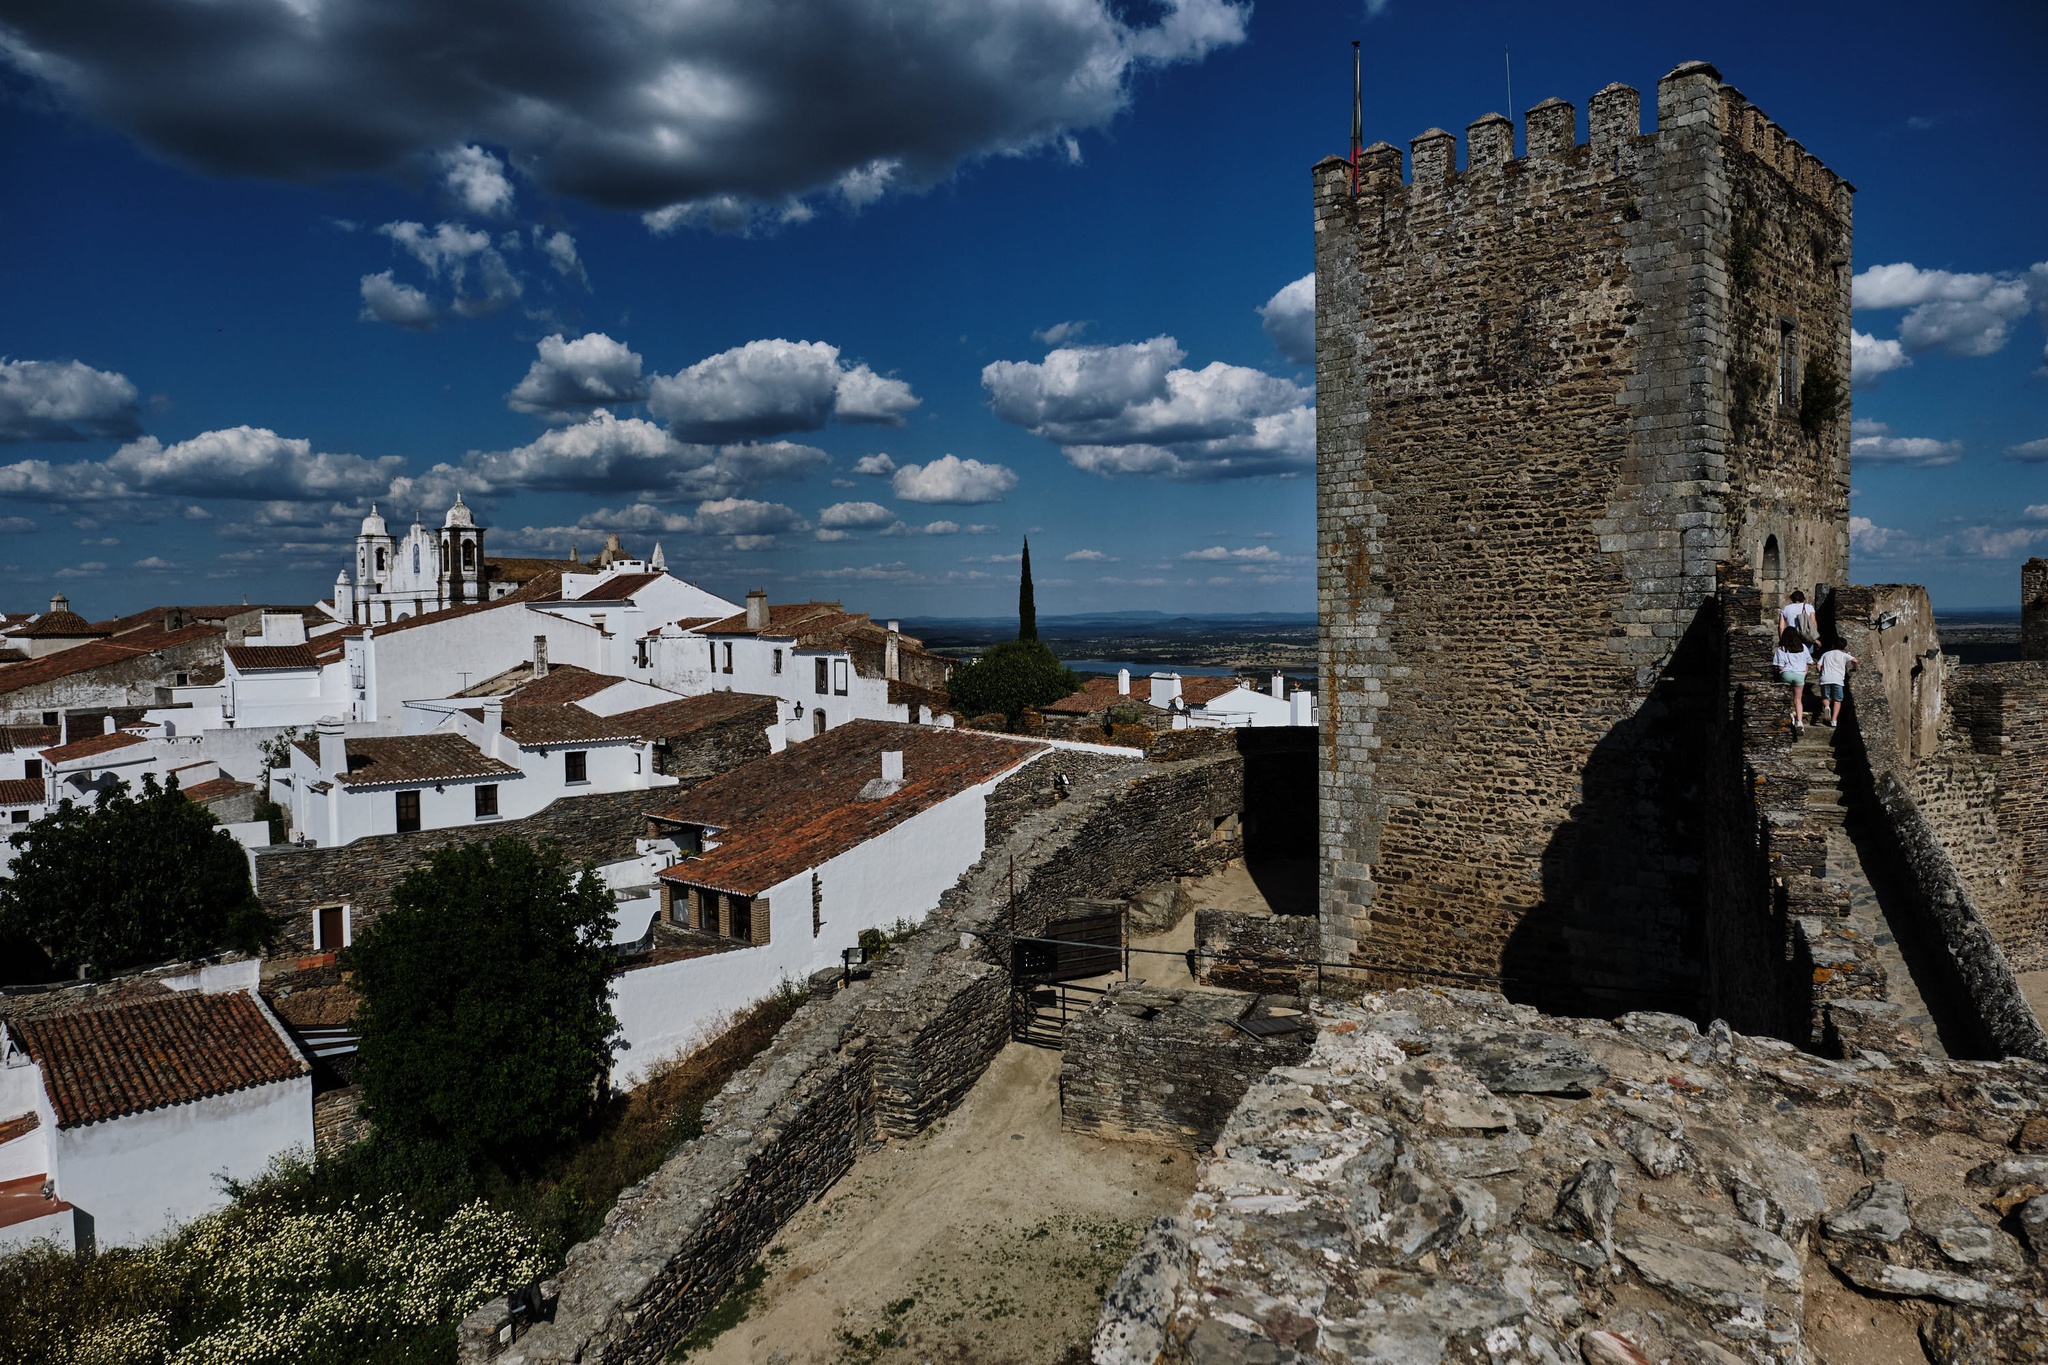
left=1773, top=626, right=1813, bottom=729
left=1779, top=590, right=1818, bottom=645
left=1814, top=642, right=1858, bottom=727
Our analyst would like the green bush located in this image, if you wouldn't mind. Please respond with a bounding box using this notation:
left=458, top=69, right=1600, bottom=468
left=0, top=773, right=269, bottom=978
left=945, top=640, right=1079, bottom=722
left=347, top=837, right=618, bottom=1175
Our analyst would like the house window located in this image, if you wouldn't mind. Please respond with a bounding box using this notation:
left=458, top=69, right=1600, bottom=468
left=40, top=712, right=56, bottom=726
left=729, top=896, right=752, bottom=942
left=633, top=752, right=642, bottom=774
left=722, top=643, right=733, bottom=674
left=696, top=888, right=718, bottom=932
left=475, top=784, right=498, bottom=817
left=773, top=648, right=783, bottom=675
left=396, top=789, right=421, bottom=833
left=813, top=708, right=826, bottom=737
left=592, top=614, right=606, bottom=635
left=1777, top=321, right=1798, bottom=409
left=565, top=750, right=588, bottom=783
left=1761, top=535, right=1782, bottom=582
left=316, top=904, right=347, bottom=951
left=174, top=672, right=189, bottom=687
left=23, top=759, right=41, bottom=781
left=832, top=659, right=848, bottom=696
left=708, top=640, right=717, bottom=667
left=815, top=658, right=829, bottom=694
left=9, top=811, right=25, bottom=824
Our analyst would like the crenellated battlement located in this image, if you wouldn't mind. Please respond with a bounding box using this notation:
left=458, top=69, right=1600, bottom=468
left=1314, top=60, right=1849, bottom=215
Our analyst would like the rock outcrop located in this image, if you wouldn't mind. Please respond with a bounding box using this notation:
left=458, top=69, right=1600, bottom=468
left=1093, top=989, right=2048, bottom=1364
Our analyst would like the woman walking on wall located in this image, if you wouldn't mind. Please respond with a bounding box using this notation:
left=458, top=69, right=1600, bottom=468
left=1774, top=626, right=1813, bottom=730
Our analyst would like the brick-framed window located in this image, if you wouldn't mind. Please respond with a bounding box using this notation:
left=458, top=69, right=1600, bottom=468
left=475, top=783, right=498, bottom=817
left=395, top=789, right=421, bottom=833
left=565, top=750, right=588, bottom=783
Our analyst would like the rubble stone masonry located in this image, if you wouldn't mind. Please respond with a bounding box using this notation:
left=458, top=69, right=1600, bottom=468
left=1315, top=63, right=1851, bottom=1012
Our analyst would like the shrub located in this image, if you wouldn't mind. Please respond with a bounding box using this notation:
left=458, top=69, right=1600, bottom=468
left=0, top=773, right=269, bottom=978
left=945, top=640, right=1080, bottom=722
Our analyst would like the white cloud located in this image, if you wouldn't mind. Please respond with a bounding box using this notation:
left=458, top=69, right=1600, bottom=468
left=2025, top=505, right=2048, bottom=520
left=853, top=453, right=897, bottom=476
left=1849, top=421, right=1963, bottom=467
left=985, top=336, right=1314, bottom=480
left=648, top=339, right=918, bottom=441
left=1182, top=545, right=1283, bottom=561
left=2006, top=438, right=2048, bottom=463
left=836, top=158, right=901, bottom=208
left=1850, top=514, right=2048, bottom=561
left=878, top=519, right=964, bottom=537
left=818, top=500, right=897, bottom=530
left=529, top=497, right=806, bottom=542
left=1258, top=273, right=1315, bottom=365
left=440, top=145, right=515, bottom=217
left=0, top=516, right=35, bottom=533
left=0, top=358, right=142, bottom=442
left=132, top=555, right=178, bottom=571
left=506, top=333, right=648, bottom=416
left=0, top=426, right=400, bottom=506
left=1064, top=548, right=1115, bottom=562
left=1033, top=321, right=1090, bottom=346
left=891, top=454, right=1017, bottom=504
left=1849, top=330, right=1910, bottom=387
left=376, top=220, right=522, bottom=319
left=540, top=230, right=587, bottom=286
left=1852, top=260, right=2048, bottom=361
left=358, top=271, right=437, bottom=329
left=429, top=409, right=829, bottom=501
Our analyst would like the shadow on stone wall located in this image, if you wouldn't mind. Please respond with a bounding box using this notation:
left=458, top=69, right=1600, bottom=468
left=1502, top=605, right=1718, bottom=1022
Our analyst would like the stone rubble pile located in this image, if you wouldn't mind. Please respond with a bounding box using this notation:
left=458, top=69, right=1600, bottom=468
left=1093, top=989, right=2048, bottom=1365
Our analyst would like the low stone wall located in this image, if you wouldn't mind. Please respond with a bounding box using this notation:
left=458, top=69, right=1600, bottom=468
left=469, top=748, right=1244, bottom=1364
left=651, top=700, right=776, bottom=779
left=312, top=1087, right=368, bottom=1157
left=1060, top=984, right=1310, bottom=1150
left=254, top=789, right=654, bottom=954
left=1193, top=910, right=1320, bottom=993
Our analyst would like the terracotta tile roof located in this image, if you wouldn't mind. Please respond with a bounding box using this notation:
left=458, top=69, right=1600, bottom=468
left=91, top=604, right=316, bottom=638
left=180, top=776, right=253, bottom=803
left=651, top=719, right=1044, bottom=896
left=606, top=690, right=777, bottom=739
left=1182, top=676, right=1248, bottom=706
left=696, top=601, right=852, bottom=638
left=292, top=732, right=518, bottom=789
left=1042, top=676, right=1129, bottom=715
left=12, top=992, right=310, bottom=1128
left=485, top=556, right=583, bottom=585
left=0, top=1112, right=36, bottom=1145
left=0, top=779, right=43, bottom=806
left=40, top=731, right=148, bottom=766
left=19, top=610, right=107, bottom=639
left=452, top=663, right=612, bottom=705
left=0, top=725, right=59, bottom=753
left=0, top=623, right=224, bottom=698
left=498, top=704, right=645, bottom=746
left=567, top=572, right=660, bottom=602
left=670, top=616, right=721, bottom=632
left=226, top=643, right=321, bottom=671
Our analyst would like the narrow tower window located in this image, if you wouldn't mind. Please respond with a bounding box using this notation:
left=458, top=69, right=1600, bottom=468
left=1777, top=321, right=1798, bottom=410
left=1761, top=535, right=1782, bottom=582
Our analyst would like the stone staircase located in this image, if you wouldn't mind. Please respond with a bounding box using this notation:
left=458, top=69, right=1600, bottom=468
left=1787, top=721, right=1947, bottom=1059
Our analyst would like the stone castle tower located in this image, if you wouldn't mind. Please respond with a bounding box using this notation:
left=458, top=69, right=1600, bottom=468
left=1314, top=63, right=1852, bottom=1014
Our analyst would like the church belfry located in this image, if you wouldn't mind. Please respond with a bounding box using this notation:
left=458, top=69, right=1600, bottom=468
left=438, top=492, right=486, bottom=605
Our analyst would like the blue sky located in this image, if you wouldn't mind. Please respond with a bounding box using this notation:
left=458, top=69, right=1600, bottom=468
left=1, top=0, right=2043, bottom=619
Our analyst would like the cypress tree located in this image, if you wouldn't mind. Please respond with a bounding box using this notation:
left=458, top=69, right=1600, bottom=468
left=1018, top=537, right=1037, bottom=640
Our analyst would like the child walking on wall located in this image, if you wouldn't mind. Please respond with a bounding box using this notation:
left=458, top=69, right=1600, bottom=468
left=1815, top=642, right=1858, bottom=728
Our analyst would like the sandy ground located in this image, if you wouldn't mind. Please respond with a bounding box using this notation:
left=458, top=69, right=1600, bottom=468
left=2019, top=969, right=2048, bottom=1029
left=1114, top=857, right=1316, bottom=993
left=690, top=1043, right=1195, bottom=1365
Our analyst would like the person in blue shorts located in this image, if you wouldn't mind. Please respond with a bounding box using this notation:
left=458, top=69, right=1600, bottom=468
left=1814, top=641, right=1858, bottom=727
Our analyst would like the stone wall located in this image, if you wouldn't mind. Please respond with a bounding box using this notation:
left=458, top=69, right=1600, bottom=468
left=468, top=749, right=1245, bottom=1364
left=1193, top=910, right=1321, bottom=994
left=1315, top=64, right=1850, bottom=1017
left=650, top=699, right=775, bottom=779
left=1060, top=983, right=1311, bottom=1150
left=1941, top=661, right=2048, bottom=968
left=254, top=789, right=653, bottom=955
left=2024, top=557, right=2048, bottom=661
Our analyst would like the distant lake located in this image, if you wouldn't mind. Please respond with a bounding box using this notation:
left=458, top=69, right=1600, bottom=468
left=1063, top=658, right=1291, bottom=679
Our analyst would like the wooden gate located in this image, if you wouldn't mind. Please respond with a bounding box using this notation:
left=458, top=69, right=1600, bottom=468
left=1010, top=905, right=1124, bottom=1047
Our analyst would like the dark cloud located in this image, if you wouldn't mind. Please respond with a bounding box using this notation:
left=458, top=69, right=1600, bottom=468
left=1, top=0, right=1247, bottom=216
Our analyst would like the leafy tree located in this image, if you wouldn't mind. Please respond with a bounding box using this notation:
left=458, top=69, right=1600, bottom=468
left=1019, top=536, right=1038, bottom=641
left=945, top=639, right=1080, bottom=722
left=347, top=838, right=618, bottom=1174
left=0, top=773, right=269, bottom=978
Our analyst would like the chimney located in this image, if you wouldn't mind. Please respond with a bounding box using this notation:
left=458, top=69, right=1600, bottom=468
left=884, top=627, right=900, bottom=681
left=483, top=697, right=505, bottom=759
left=57, top=710, right=67, bottom=745
left=1290, top=688, right=1314, bottom=727
left=1117, top=668, right=1130, bottom=696
left=881, top=750, right=904, bottom=784
left=887, top=619, right=899, bottom=632
left=1149, top=673, right=1182, bottom=709
left=532, top=635, right=549, bottom=679
left=1271, top=671, right=1285, bottom=699
left=746, top=589, right=768, bottom=630
left=102, top=715, right=115, bottom=735
left=316, top=716, right=347, bottom=776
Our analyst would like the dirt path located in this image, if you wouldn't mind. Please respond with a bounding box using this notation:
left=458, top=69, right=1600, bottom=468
left=689, top=1042, right=1194, bottom=1365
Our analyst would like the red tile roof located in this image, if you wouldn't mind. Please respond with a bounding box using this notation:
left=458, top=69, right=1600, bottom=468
left=12, top=992, right=310, bottom=1128
left=180, top=776, right=253, bottom=804
left=226, top=643, right=320, bottom=671
left=695, top=601, right=853, bottom=638
left=1042, top=676, right=1129, bottom=715
left=0, top=778, right=43, bottom=806
left=40, top=731, right=148, bottom=765
left=19, top=610, right=107, bottom=639
left=606, top=690, right=777, bottom=739
left=0, top=623, right=224, bottom=698
left=651, top=719, right=1044, bottom=896
left=498, top=704, right=645, bottom=746
left=1180, top=676, right=1248, bottom=706
left=292, top=732, right=518, bottom=789
left=568, top=572, right=661, bottom=602
left=0, top=725, right=59, bottom=754
left=453, top=663, right=613, bottom=705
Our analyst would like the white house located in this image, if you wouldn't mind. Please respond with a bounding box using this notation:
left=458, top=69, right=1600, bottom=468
left=0, top=961, right=311, bottom=1250
left=608, top=719, right=1050, bottom=1083
left=1041, top=669, right=1316, bottom=731
left=0, top=723, right=56, bottom=837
